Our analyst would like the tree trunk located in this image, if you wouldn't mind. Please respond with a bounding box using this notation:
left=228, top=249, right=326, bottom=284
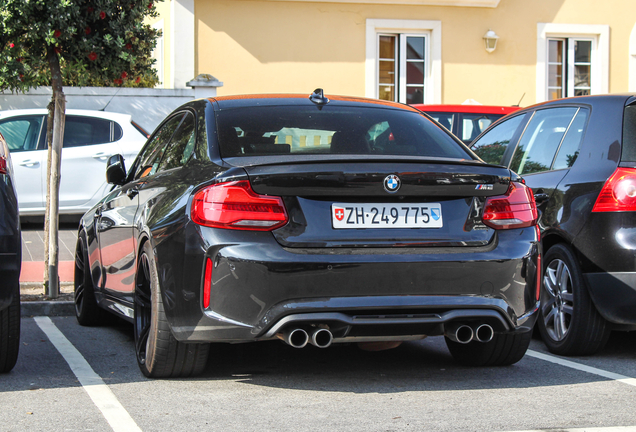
left=43, top=101, right=54, bottom=293
left=46, top=48, right=65, bottom=299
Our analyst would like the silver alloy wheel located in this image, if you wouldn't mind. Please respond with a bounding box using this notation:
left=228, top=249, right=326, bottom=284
left=542, top=258, right=574, bottom=341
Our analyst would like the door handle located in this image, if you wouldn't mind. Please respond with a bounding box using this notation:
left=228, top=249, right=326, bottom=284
left=19, top=160, right=40, bottom=167
left=92, top=152, right=111, bottom=161
left=126, top=187, right=139, bottom=199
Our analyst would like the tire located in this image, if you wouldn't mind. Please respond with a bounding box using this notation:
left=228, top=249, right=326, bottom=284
left=537, top=243, right=610, bottom=356
left=134, top=241, right=209, bottom=378
left=445, top=330, right=532, bottom=366
left=74, top=231, right=108, bottom=326
left=0, top=281, right=20, bottom=373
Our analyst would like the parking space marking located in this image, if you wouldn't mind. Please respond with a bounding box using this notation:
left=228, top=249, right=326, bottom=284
left=34, top=317, right=142, bottom=432
left=527, top=349, right=636, bottom=387
left=509, top=427, right=636, bottom=432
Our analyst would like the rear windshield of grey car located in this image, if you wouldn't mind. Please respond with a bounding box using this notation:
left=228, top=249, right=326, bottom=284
left=215, top=106, right=473, bottom=160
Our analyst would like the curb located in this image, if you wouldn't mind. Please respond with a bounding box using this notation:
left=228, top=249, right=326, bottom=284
left=20, top=301, right=75, bottom=317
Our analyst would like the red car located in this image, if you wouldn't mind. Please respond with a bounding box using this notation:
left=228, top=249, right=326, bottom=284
left=411, top=104, right=520, bottom=145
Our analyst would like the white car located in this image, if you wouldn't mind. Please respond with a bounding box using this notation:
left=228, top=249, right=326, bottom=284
left=0, top=109, right=148, bottom=216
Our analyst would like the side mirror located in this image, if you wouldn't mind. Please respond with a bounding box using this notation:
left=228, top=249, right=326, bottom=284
left=106, top=154, right=127, bottom=185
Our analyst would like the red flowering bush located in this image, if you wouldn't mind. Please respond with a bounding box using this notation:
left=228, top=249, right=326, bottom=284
left=0, top=0, right=161, bottom=90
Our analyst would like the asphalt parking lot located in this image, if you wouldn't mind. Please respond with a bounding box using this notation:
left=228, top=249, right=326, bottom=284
left=2, top=314, right=636, bottom=432
left=8, top=223, right=636, bottom=432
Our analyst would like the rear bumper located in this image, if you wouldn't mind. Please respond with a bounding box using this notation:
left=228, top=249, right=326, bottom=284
left=164, top=225, right=540, bottom=343
left=584, top=272, right=636, bottom=325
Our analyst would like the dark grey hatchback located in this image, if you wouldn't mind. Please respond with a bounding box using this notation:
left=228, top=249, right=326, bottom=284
left=0, top=132, right=21, bottom=373
left=472, top=94, right=636, bottom=356
left=75, top=90, right=540, bottom=377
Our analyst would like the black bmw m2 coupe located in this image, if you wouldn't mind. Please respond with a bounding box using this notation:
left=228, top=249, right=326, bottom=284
left=74, top=90, right=540, bottom=377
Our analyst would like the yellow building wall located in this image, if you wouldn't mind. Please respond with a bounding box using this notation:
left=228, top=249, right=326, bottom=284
left=193, top=0, right=634, bottom=106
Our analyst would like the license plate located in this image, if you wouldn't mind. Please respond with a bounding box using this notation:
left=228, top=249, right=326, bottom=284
left=331, top=203, right=443, bottom=229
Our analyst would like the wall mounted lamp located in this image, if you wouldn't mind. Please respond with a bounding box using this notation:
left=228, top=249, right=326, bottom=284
left=483, top=29, right=499, bottom=53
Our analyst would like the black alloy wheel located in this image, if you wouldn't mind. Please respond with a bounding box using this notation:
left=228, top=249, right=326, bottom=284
left=445, top=330, right=532, bottom=366
left=133, top=251, right=152, bottom=370
left=537, top=243, right=610, bottom=356
left=74, top=231, right=107, bottom=326
left=133, top=241, right=210, bottom=378
left=0, top=282, right=20, bottom=373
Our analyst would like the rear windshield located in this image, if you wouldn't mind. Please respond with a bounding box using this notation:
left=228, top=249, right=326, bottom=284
left=623, top=104, right=636, bottom=162
left=215, top=105, right=473, bottom=160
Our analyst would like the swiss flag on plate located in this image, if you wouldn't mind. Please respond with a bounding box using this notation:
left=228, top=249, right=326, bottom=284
left=334, top=207, right=345, bottom=221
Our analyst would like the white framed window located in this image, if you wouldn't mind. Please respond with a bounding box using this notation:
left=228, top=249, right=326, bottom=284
left=366, top=19, right=441, bottom=104
left=537, top=23, right=609, bottom=103
left=547, top=38, right=593, bottom=100
left=377, top=34, right=427, bottom=104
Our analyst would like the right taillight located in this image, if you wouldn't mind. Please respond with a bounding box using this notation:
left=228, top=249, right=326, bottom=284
left=482, top=181, right=538, bottom=230
left=592, top=167, right=636, bottom=212
left=191, top=180, right=288, bottom=230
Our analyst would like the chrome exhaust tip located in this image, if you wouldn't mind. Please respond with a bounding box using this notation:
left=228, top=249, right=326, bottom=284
left=474, top=324, right=494, bottom=343
left=445, top=323, right=474, bottom=344
left=278, top=328, right=309, bottom=348
left=309, top=328, right=333, bottom=348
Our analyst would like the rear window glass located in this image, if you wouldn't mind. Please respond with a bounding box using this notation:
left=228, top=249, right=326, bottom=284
left=216, top=106, right=472, bottom=160
left=623, top=104, right=636, bottom=162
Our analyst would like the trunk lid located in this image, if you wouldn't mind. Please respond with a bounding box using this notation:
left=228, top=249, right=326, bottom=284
left=242, top=160, right=511, bottom=248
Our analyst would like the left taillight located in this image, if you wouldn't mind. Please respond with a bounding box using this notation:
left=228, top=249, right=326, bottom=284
left=191, top=180, right=288, bottom=231
left=0, top=156, right=7, bottom=175
left=482, top=181, right=538, bottom=230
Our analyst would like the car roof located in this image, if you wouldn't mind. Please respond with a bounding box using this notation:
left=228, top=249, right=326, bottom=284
left=0, top=108, right=133, bottom=122
left=411, top=104, right=520, bottom=115
left=207, top=93, right=422, bottom=113
left=511, top=93, right=636, bottom=112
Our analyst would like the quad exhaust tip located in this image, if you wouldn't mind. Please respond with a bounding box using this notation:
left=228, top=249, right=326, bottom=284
left=279, top=323, right=493, bottom=348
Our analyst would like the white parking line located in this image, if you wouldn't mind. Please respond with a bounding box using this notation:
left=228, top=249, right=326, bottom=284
left=508, top=427, right=636, bottom=432
left=34, top=317, right=142, bottom=432
left=527, top=349, right=636, bottom=387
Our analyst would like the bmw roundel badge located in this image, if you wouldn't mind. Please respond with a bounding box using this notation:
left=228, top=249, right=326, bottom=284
left=384, top=174, right=401, bottom=193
